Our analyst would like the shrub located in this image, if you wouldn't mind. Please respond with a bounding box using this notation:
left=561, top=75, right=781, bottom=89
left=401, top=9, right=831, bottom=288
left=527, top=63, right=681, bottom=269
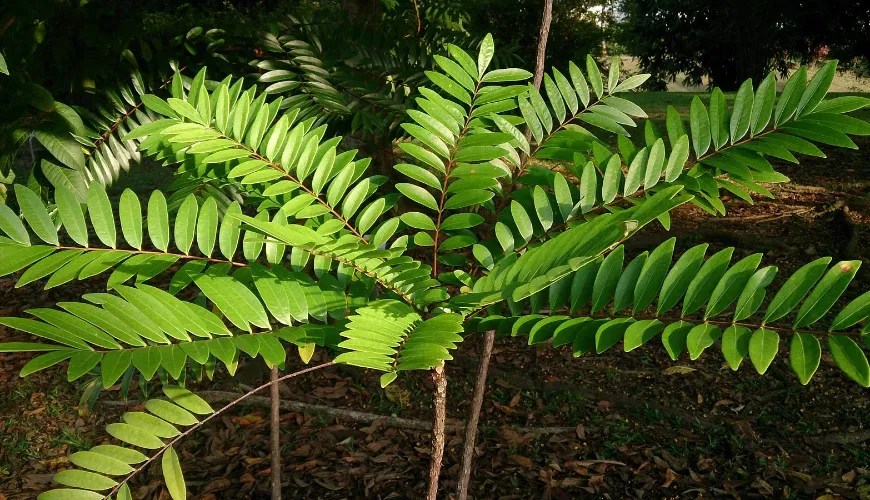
left=1, top=33, right=869, bottom=499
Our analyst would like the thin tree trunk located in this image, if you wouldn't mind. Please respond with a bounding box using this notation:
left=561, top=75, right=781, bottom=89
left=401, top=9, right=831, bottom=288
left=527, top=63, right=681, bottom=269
left=456, top=330, right=496, bottom=500
left=522, top=0, right=554, bottom=163
left=532, top=0, right=554, bottom=90
left=270, top=366, right=282, bottom=500
left=427, top=365, right=448, bottom=500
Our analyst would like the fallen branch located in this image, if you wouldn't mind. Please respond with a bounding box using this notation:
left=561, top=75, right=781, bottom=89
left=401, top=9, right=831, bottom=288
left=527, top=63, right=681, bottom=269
left=197, top=391, right=576, bottom=435
left=103, top=391, right=577, bottom=435
left=806, top=430, right=870, bottom=446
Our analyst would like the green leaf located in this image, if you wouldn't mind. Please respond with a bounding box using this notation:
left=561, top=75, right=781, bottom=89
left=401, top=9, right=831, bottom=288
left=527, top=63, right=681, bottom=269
left=194, top=274, right=270, bottom=331
left=828, top=335, right=870, bottom=387
left=775, top=67, right=807, bottom=125
left=163, top=385, right=214, bottom=415
left=511, top=201, right=533, bottom=242
left=123, top=412, right=180, bottom=438
left=579, top=161, right=597, bottom=214
left=397, top=183, right=438, bottom=211
left=477, top=34, right=495, bottom=78
left=592, top=245, right=624, bottom=313
left=664, top=134, right=689, bottom=182
left=686, top=323, right=722, bottom=360
left=174, top=195, right=199, bottom=255
left=37, top=489, right=103, bottom=500
left=601, top=154, right=622, bottom=204
left=797, top=60, right=837, bottom=117
left=101, top=350, right=132, bottom=387
left=794, top=261, right=861, bottom=328
left=119, top=189, right=142, bottom=250
left=482, top=68, right=532, bottom=83
left=196, top=197, right=218, bottom=257
left=586, top=55, right=603, bottom=98
left=20, top=350, right=75, bottom=377
left=613, top=252, right=647, bottom=312
left=709, top=88, right=730, bottom=149
left=147, top=191, right=170, bottom=252
left=751, top=73, right=776, bottom=135
left=657, top=243, right=708, bottom=314
left=607, top=56, right=620, bottom=94
left=690, top=96, right=711, bottom=158
left=748, top=328, right=779, bottom=374
left=34, top=127, right=85, bottom=170
left=730, top=79, right=754, bottom=142
left=15, top=185, right=58, bottom=245
left=67, top=351, right=103, bottom=381
left=764, top=257, right=832, bottom=323
left=665, top=106, right=686, bottom=147
left=163, top=447, right=187, bottom=500
left=623, top=319, right=664, bottom=351
left=733, top=266, right=778, bottom=321
left=644, top=138, right=665, bottom=189
left=55, top=186, right=87, bottom=247
left=789, top=333, right=821, bottom=385
left=145, top=400, right=198, bottom=426
left=106, top=422, right=164, bottom=449
left=830, top=290, right=870, bottom=331
left=52, top=469, right=117, bottom=490
left=633, top=238, right=675, bottom=312
left=721, top=325, right=752, bottom=370
left=661, top=321, right=692, bottom=360
left=613, top=74, right=650, bottom=93
left=595, top=318, right=633, bottom=353
left=705, top=253, right=763, bottom=318
left=682, top=248, right=733, bottom=316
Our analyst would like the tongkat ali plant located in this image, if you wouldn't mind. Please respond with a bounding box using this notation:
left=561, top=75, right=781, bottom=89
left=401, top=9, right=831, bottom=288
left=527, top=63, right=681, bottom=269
left=2, top=34, right=870, bottom=499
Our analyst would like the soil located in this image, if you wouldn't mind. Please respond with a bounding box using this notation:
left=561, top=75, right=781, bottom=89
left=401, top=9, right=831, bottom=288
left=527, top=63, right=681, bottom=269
left=1, top=138, right=870, bottom=499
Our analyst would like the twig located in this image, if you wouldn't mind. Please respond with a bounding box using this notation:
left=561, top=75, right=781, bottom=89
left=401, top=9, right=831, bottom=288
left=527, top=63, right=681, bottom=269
left=457, top=330, right=495, bottom=500
left=270, top=365, right=281, bottom=500
left=103, top=362, right=335, bottom=499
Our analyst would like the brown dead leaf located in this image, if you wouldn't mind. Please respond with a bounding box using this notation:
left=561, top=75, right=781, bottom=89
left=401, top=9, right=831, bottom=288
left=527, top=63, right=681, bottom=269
left=575, top=424, right=586, bottom=440
left=508, top=391, right=521, bottom=407
left=843, top=470, right=856, bottom=483
left=663, top=469, right=678, bottom=488
left=23, top=407, right=45, bottom=416
left=500, top=427, right=525, bottom=446
left=509, top=455, right=535, bottom=468
left=239, top=473, right=256, bottom=483
left=201, top=478, right=232, bottom=493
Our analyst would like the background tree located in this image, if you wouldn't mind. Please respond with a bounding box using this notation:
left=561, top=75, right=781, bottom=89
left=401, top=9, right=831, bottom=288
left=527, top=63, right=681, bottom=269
left=617, top=0, right=835, bottom=90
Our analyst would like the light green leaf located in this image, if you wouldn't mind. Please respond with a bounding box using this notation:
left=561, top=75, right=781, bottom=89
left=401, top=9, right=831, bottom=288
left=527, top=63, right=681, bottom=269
left=730, top=79, right=754, bottom=142
left=163, top=447, right=187, bottom=500
left=119, top=189, right=142, bottom=250
left=748, top=328, right=779, bottom=374
left=477, top=34, right=495, bottom=78
left=794, top=260, right=861, bottom=328
left=828, top=335, right=870, bottom=387
left=147, top=191, right=170, bottom=252
left=721, top=325, right=752, bottom=370
left=56, top=186, right=87, bottom=247
left=690, top=96, right=711, bottom=158
left=174, top=195, right=198, bottom=255
left=764, top=257, right=832, bottom=323
left=196, top=197, right=218, bottom=257
left=15, top=185, right=58, bottom=245
left=790, top=333, right=821, bottom=385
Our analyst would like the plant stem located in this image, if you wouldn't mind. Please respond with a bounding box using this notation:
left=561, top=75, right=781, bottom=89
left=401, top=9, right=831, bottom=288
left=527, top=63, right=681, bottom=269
left=532, top=0, right=554, bottom=90
left=105, top=362, right=334, bottom=499
left=270, top=365, right=282, bottom=500
left=456, top=330, right=495, bottom=500
left=427, top=365, right=448, bottom=500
